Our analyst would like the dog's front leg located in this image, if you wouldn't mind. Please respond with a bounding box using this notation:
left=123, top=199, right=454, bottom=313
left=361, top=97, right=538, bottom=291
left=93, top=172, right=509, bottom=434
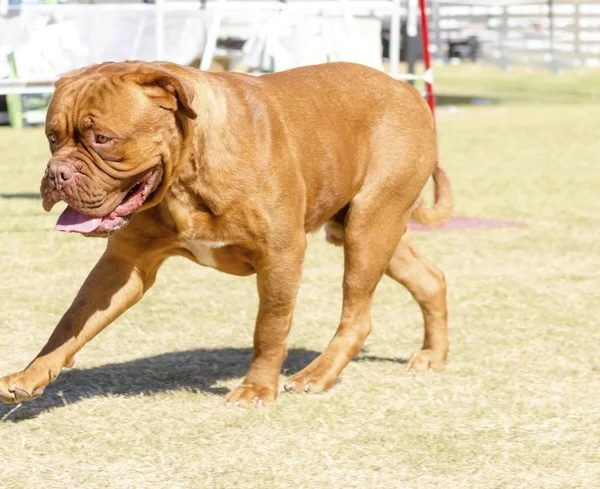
left=225, top=238, right=306, bottom=407
left=0, top=241, right=165, bottom=404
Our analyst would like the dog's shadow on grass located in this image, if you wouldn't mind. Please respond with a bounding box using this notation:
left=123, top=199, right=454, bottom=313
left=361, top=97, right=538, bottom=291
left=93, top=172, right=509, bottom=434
left=0, top=192, right=40, bottom=200
left=0, top=348, right=407, bottom=422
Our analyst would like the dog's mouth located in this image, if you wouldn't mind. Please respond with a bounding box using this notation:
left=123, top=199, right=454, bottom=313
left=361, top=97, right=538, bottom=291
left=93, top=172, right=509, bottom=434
left=56, top=168, right=159, bottom=235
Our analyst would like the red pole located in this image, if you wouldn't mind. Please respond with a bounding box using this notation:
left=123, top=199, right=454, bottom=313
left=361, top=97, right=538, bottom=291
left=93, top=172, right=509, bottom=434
left=418, top=0, right=440, bottom=203
left=419, top=0, right=436, bottom=128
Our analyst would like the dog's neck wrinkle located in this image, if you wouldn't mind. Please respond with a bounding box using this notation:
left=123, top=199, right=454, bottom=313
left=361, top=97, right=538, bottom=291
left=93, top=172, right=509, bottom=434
left=158, top=73, right=259, bottom=241
left=171, top=77, right=245, bottom=217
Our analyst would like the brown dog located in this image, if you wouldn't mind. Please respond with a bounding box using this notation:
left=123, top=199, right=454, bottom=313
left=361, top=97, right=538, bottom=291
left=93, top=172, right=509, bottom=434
left=0, top=61, right=452, bottom=407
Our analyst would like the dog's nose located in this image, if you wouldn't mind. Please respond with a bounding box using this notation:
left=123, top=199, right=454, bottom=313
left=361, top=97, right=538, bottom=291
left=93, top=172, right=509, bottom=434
left=48, top=162, right=75, bottom=183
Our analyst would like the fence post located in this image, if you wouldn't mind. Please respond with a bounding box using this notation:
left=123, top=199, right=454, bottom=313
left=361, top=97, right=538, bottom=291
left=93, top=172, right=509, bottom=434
left=573, top=1, right=581, bottom=67
left=155, top=0, right=165, bottom=60
left=389, top=0, right=401, bottom=77
left=499, top=5, right=508, bottom=70
left=200, top=0, right=227, bottom=71
left=406, top=0, right=419, bottom=83
left=432, top=0, right=442, bottom=61
left=548, top=0, right=558, bottom=73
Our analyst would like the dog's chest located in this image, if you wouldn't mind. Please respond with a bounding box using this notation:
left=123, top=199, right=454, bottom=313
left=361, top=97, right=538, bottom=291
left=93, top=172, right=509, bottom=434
left=182, top=240, right=227, bottom=268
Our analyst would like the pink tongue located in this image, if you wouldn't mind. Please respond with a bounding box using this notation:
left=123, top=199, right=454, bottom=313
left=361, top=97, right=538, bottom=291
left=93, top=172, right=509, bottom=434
left=56, top=206, right=103, bottom=233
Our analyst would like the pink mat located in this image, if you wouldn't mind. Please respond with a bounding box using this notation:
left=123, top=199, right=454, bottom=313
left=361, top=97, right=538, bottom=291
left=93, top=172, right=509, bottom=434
left=409, top=216, right=525, bottom=232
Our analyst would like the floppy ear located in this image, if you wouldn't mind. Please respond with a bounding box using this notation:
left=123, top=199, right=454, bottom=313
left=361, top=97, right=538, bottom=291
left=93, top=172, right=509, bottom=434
left=123, top=66, right=198, bottom=119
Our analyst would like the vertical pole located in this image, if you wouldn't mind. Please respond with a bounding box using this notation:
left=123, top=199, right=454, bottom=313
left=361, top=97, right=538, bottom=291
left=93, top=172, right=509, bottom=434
left=573, top=1, right=581, bottom=67
left=155, top=0, right=165, bottom=60
left=389, top=0, right=401, bottom=78
left=407, top=0, right=418, bottom=83
left=418, top=0, right=435, bottom=126
left=341, top=0, right=357, bottom=39
left=548, top=0, right=558, bottom=73
left=418, top=0, right=439, bottom=203
left=201, top=0, right=227, bottom=71
left=432, top=0, right=442, bottom=62
left=500, top=5, right=508, bottom=70
left=6, top=53, right=23, bottom=129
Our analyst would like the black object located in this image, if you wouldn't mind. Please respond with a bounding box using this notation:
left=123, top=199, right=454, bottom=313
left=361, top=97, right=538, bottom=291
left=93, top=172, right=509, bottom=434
left=381, top=21, right=424, bottom=63
left=447, top=36, right=480, bottom=62
left=217, top=37, right=247, bottom=51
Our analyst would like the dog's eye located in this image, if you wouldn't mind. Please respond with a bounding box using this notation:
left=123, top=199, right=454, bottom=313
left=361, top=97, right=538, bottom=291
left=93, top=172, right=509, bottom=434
left=95, top=134, right=110, bottom=144
left=47, top=134, right=57, bottom=147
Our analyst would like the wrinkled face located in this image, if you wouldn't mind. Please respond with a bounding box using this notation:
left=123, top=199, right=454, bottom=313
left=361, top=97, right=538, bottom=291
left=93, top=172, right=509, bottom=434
left=41, top=63, right=196, bottom=237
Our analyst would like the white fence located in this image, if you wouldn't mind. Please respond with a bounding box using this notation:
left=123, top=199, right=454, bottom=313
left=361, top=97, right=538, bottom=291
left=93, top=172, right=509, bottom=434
left=0, top=0, right=412, bottom=97
left=429, top=1, right=600, bottom=70
left=1, top=0, right=599, bottom=104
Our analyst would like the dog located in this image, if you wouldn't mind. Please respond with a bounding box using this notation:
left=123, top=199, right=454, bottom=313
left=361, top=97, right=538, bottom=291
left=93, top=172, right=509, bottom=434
left=0, top=61, right=452, bottom=407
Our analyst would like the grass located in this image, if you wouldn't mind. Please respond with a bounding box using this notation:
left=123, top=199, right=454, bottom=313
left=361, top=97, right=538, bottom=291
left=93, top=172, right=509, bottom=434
left=433, top=64, right=600, bottom=105
left=1, top=65, right=599, bottom=489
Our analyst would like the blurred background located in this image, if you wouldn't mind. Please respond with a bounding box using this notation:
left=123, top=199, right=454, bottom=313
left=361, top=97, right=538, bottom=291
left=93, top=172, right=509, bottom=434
left=1, top=0, right=599, bottom=126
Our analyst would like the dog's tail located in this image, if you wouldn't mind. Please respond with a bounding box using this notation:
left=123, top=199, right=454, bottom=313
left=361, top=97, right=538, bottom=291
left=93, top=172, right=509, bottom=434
left=411, top=166, right=453, bottom=226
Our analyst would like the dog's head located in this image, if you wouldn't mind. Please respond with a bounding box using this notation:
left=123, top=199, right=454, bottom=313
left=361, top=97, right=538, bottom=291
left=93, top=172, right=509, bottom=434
left=41, top=61, right=197, bottom=236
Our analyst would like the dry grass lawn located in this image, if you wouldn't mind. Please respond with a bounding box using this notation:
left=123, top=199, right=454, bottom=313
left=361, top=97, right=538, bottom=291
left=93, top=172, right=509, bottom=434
left=0, top=65, right=599, bottom=489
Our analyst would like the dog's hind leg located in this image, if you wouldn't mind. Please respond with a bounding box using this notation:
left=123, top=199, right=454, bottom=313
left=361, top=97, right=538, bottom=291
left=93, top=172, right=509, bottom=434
left=386, top=235, right=448, bottom=371
left=323, top=216, right=448, bottom=373
left=285, top=188, right=413, bottom=393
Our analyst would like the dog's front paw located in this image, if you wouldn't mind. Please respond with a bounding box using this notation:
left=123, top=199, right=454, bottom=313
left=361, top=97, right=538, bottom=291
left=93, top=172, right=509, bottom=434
left=0, top=362, right=59, bottom=404
left=225, top=383, right=277, bottom=408
left=407, top=349, right=446, bottom=372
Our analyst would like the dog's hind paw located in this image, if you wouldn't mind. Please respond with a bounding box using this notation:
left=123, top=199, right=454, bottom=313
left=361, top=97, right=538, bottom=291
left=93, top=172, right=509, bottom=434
left=407, top=349, right=446, bottom=372
left=284, top=364, right=337, bottom=394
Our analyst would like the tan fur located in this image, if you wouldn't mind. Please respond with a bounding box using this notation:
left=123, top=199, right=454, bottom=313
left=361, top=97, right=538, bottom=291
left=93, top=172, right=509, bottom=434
left=0, top=61, right=452, bottom=407
left=411, top=166, right=453, bottom=226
